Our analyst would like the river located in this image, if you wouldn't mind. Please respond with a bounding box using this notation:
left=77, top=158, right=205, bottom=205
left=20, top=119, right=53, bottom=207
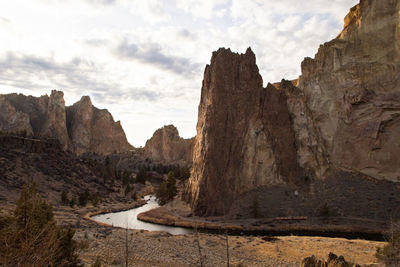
left=91, top=195, right=193, bottom=235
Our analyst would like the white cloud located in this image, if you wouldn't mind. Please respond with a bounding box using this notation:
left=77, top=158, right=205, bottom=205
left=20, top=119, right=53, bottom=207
left=0, top=0, right=359, bottom=146
left=121, top=0, right=170, bottom=24
left=176, top=0, right=229, bottom=19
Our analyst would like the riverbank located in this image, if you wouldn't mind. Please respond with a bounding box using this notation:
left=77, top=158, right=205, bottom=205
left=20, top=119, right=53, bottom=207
left=137, top=197, right=387, bottom=241
left=54, top=190, right=385, bottom=266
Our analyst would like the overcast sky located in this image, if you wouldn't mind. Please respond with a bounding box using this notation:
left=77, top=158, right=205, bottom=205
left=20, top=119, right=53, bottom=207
left=0, top=0, right=358, bottom=147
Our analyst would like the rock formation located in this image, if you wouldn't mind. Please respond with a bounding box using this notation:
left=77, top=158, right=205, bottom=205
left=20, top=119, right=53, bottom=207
left=301, top=253, right=360, bottom=267
left=0, top=91, right=70, bottom=150
left=299, top=0, right=400, bottom=182
left=0, top=90, right=133, bottom=155
left=185, top=0, right=400, bottom=217
left=66, top=96, right=133, bottom=155
left=144, top=125, right=193, bottom=166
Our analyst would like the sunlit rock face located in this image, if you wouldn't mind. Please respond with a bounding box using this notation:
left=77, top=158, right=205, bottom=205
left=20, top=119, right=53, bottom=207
left=0, top=91, right=133, bottom=155
left=144, top=124, right=193, bottom=166
left=299, top=0, right=400, bottom=182
left=66, top=95, right=133, bottom=155
left=185, top=0, right=400, bottom=217
left=0, top=90, right=70, bottom=150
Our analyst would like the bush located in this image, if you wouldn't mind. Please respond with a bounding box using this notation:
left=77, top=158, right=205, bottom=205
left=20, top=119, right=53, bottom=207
left=70, top=197, right=76, bottom=208
left=376, top=222, right=400, bottom=266
left=0, top=184, right=82, bottom=266
left=61, top=190, right=69, bottom=205
left=156, top=171, right=177, bottom=205
left=135, top=168, right=147, bottom=184
left=124, top=184, right=131, bottom=196
left=90, top=192, right=102, bottom=207
left=78, top=189, right=90, bottom=207
left=91, top=258, right=102, bottom=267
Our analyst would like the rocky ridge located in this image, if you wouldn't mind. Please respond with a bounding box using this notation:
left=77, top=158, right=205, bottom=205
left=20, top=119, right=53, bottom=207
left=0, top=91, right=133, bottom=155
left=185, top=0, right=400, bottom=217
left=144, top=125, right=193, bottom=166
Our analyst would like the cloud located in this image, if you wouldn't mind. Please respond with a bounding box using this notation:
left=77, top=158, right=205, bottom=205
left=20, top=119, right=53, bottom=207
left=176, top=0, right=230, bottom=19
left=115, top=40, right=202, bottom=76
left=0, top=0, right=359, bottom=146
left=85, top=0, right=117, bottom=5
left=116, top=0, right=170, bottom=24
left=0, top=52, right=162, bottom=103
left=0, top=16, right=10, bottom=24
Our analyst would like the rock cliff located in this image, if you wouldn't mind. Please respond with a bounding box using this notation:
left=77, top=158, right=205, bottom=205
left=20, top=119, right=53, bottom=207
left=66, top=96, right=133, bottom=155
left=185, top=0, right=400, bottom=217
left=0, top=91, right=133, bottom=155
left=299, top=0, right=400, bottom=182
left=144, top=125, right=193, bottom=166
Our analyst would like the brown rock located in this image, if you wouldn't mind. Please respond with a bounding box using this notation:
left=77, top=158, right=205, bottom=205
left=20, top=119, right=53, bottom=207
left=299, top=0, right=400, bottom=181
left=66, top=95, right=133, bottom=155
left=144, top=125, right=193, bottom=166
left=300, top=253, right=360, bottom=267
left=0, top=91, right=133, bottom=155
left=0, top=95, right=33, bottom=136
left=185, top=48, right=303, bottom=216
left=0, top=90, right=69, bottom=149
left=185, top=0, right=400, bottom=217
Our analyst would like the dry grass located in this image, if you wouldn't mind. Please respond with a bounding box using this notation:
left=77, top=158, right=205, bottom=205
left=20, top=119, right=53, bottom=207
left=247, top=235, right=383, bottom=265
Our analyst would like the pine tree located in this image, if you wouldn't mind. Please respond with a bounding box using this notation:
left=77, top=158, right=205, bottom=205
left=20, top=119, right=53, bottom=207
left=156, top=171, right=177, bottom=205
left=0, top=183, right=82, bottom=266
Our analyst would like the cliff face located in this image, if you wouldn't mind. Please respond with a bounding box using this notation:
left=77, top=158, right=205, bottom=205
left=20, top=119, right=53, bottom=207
left=0, top=90, right=70, bottom=150
left=0, top=91, right=133, bottom=155
left=66, top=96, right=133, bottom=155
left=299, top=0, right=400, bottom=182
left=185, top=48, right=303, bottom=216
left=144, top=125, right=193, bottom=166
left=186, top=0, right=400, bottom=217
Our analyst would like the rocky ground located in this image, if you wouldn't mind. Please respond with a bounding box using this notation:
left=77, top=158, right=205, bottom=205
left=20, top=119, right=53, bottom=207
left=48, top=193, right=384, bottom=267
left=71, top=205, right=385, bottom=267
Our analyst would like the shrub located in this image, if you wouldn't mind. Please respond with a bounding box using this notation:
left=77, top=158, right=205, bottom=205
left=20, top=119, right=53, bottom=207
left=78, top=189, right=90, bottom=207
left=91, top=258, right=102, bottom=267
left=61, top=190, right=69, bottom=205
left=124, top=184, right=131, bottom=196
left=135, top=168, right=147, bottom=184
left=376, top=221, right=400, bottom=266
left=156, top=171, right=177, bottom=205
left=0, top=184, right=82, bottom=266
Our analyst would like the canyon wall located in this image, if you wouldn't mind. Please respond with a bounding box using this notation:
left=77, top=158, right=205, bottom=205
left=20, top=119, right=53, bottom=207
left=144, top=125, right=193, bottom=166
left=185, top=0, right=400, bottom=217
left=0, top=90, right=133, bottom=155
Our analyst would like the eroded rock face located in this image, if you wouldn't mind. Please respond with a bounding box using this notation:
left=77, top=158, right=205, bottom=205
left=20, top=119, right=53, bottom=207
left=299, top=0, right=400, bottom=182
left=0, top=91, right=133, bottom=155
left=66, top=95, right=133, bottom=155
left=0, top=95, right=33, bottom=136
left=185, top=0, right=400, bottom=217
left=0, top=90, right=70, bottom=149
left=185, top=48, right=303, bottom=216
left=144, top=125, right=193, bottom=166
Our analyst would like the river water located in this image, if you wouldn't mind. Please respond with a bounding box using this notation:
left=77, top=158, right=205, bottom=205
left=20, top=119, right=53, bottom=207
left=92, top=195, right=193, bottom=235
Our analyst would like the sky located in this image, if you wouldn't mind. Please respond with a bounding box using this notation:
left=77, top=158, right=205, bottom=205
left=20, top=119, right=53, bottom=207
left=0, top=0, right=358, bottom=147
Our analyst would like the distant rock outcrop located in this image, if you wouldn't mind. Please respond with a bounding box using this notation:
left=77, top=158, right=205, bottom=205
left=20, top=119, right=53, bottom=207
left=301, top=253, right=360, bottom=267
left=185, top=0, right=400, bottom=217
left=144, top=125, right=193, bottom=166
left=0, top=90, right=133, bottom=155
left=66, top=96, right=133, bottom=155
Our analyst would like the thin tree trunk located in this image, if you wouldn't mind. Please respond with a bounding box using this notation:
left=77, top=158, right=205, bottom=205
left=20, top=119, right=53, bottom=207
left=125, top=227, right=129, bottom=267
left=195, top=226, right=204, bottom=267
left=225, top=229, right=230, bottom=267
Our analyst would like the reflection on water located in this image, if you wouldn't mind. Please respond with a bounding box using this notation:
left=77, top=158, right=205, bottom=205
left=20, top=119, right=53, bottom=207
left=92, top=195, right=193, bottom=235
